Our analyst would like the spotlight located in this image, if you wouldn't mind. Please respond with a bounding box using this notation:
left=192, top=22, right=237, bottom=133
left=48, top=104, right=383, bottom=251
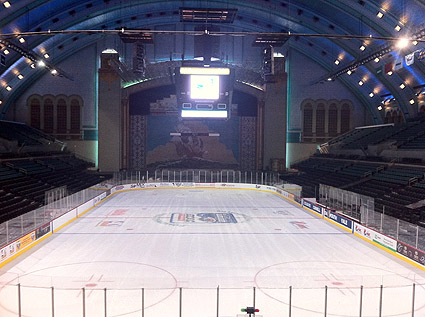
left=409, top=99, right=415, bottom=104
left=347, top=70, right=352, bottom=75
left=358, top=80, right=364, bottom=86
left=327, top=77, right=332, bottom=81
left=43, top=53, right=50, bottom=59
left=6, top=85, right=12, bottom=91
left=374, top=57, right=380, bottom=63
left=377, top=105, right=383, bottom=111
left=412, top=40, right=418, bottom=46
left=369, top=92, right=374, bottom=97
left=359, top=45, right=366, bottom=51
left=19, top=37, right=25, bottom=43
left=387, top=71, right=393, bottom=76
left=396, top=38, right=409, bottom=49
left=3, top=1, right=11, bottom=8
left=376, top=11, right=384, bottom=19
left=399, top=83, right=406, bottom=89
left=37, top=60, right=46, bottom=67
left=3, top=49, right=10, bottom=55
left=394, top=25, right=401, bottom=32
left=334, top=59, right=340, bottom=65
left=30, top=63, right=36, bottom=68
left=51, top=69, right=58, bottom=75
left=17, top=74, right=23, bottom=79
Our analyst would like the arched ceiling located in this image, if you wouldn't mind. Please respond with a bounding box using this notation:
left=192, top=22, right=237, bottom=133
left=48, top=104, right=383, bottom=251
left=0, top=0, right=424, bottom=121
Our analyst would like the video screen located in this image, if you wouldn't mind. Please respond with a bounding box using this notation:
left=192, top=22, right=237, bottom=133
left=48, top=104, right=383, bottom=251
left=190, top=75, right=220, bottom=100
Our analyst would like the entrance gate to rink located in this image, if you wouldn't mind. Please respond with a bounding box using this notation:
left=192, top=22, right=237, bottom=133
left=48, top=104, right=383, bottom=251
left=112, top=169, right=283, bottom=186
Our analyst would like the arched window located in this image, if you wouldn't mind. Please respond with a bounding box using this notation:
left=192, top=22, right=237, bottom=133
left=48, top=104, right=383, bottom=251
left=385, top=111, right=392, bottom=124
left=340, top=104, right=350, bottom=133
left=303, top=103, right=313, bottom=138
left=328, top=104, right=338, bottom=137
left=30, top=99, right=41, bottom=130
left=397, top=111, right=403, bottom=124
left=57, top=98, right=67, bottom=134
left=44, top=98, right=54, bottom=133
left=316, top=103, right=325, bottom=137
left=70, top=99, right=81, bottom=138
left=392, top=111, right=397, bottom=123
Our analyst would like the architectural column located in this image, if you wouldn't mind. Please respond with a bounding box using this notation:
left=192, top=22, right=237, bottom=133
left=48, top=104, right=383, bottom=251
left=98, top=51, right=122, bottom=172
left=262, top=57, right=287, bottom=171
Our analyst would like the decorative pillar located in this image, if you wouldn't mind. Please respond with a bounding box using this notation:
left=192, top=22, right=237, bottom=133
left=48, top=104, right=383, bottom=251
left=262, top=57, right=287, bottom=171
left=98, top=52, right=122, bottom=172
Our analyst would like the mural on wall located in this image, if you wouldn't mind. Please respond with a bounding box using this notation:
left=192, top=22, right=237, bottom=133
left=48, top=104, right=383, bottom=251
left=146, top=116, right=240, bottom=169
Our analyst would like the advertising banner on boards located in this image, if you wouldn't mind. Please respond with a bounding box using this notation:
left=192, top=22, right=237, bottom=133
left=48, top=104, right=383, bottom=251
left=397, top=241, right=425, bottom=266
left=327, top=211, right=352, bottom=230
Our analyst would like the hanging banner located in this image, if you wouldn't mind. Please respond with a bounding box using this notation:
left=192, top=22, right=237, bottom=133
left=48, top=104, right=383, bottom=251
left=405, top=53, right=415, bottom=66
left=384, top=62, right=394, bottom=73
left=394, top=58, right=403, bottom=70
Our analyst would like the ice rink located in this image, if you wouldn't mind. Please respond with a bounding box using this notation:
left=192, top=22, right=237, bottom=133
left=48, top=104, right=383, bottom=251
left=1, top=187, right=425, bottom=317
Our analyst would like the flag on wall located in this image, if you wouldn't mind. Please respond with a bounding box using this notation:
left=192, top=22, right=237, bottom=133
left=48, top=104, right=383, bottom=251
left=418, top=49, right=425, bottom=61
left=384, top=62, right=394, bottom=74
left=405, top=53, right=415, bottom=66
left=394, top=58, right=404, bottom=70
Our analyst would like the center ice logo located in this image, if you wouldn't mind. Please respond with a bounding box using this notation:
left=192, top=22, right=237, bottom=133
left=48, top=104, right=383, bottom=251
left=170, top=213, right=238, bottom=224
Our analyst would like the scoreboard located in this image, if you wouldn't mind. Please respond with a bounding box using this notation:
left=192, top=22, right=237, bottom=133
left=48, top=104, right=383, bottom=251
left=174, top=65, right=235, bottom=119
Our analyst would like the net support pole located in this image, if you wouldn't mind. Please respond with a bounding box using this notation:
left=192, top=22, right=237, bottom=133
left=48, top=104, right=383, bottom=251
left=179, top=287, right=182, bottom=317
left=253, top=287, right=256, bottom=307
left=412, top=283, right=416, bottom=317
left=359, top=285, right=363, bottom=317
left=379, top=285, right=383, bottom=317
left=324, top=285, right=328, bottom=317
left=216, top=286, right=219, bottom=317
left=142, top=288, right=145, bottom=317
left=51, top=286, right=55, bottom=317
left=289, top=286, right=292, bottom=317
left=18, top=283, right=21, bottom=317
left=82, top=288, right=86, bottom=317
left=104, top=288, right=107, bottom=317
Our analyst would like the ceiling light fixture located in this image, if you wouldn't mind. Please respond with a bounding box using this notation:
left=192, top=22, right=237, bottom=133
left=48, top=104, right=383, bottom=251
left=396, top=38, right=409, bottom=49
left=377, top=11, right=384, bottom=19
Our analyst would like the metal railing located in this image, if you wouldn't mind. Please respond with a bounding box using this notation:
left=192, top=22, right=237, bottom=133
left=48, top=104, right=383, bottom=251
left=1, top=282, right=424, bottom=317
left=318, top=184, right=425, bottom=252
left=0, top=185, right=107, bottom=248
left=112, top=169, right=283, bottom=186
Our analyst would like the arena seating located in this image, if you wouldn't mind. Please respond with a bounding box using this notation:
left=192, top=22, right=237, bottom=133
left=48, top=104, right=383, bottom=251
left=0, top=156, right=110, bottom=223
left=284, top=155, right=425, bottom=226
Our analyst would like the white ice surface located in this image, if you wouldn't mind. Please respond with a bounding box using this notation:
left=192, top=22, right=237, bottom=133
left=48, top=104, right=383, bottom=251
left=1, top=188, right=425, bottom=317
